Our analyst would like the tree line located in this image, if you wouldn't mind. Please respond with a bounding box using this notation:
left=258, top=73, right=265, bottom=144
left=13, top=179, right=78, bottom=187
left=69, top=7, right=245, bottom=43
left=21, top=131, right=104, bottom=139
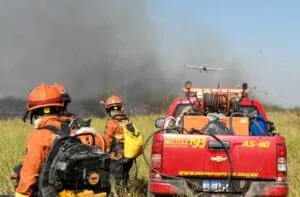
left=0, top=96, right=175, bottom=119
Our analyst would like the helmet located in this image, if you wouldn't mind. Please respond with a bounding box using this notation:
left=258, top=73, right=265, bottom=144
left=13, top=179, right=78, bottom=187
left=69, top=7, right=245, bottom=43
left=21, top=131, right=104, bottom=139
left=104, top=95, right=123, bottom=109
left=52, top=83, right=66, bottom=94
left=51, top=83, right=71, bottom=106
left=27, top=82, right=64, bottom=111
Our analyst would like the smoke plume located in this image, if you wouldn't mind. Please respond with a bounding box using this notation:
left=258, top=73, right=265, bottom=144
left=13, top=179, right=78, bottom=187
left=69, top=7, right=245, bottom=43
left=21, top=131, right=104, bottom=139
left=0, top=0, right=247, bottom=114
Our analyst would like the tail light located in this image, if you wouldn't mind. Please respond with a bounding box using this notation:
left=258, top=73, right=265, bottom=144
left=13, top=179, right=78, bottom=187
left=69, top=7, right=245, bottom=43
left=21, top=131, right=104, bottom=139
left=151, top=154, right=162, bottom=169
left=276, top=144, right=287, bottom=182
left=151, top=135, right=163, bottom=179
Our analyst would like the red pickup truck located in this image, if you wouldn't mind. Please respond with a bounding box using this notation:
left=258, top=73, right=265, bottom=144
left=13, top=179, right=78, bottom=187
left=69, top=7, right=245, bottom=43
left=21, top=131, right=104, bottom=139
left=147, top=82, right=288, bottom=197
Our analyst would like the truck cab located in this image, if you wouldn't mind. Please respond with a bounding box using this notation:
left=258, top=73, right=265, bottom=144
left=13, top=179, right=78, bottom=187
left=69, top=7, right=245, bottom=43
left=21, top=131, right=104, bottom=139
left=147, top=82, right=288, bottom=197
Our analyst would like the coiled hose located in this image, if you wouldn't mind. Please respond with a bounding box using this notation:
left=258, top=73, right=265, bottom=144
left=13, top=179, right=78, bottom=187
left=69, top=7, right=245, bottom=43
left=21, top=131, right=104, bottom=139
left=203, top=94, right=228, bottom=114
left=142, top=126, right=233, bottom=193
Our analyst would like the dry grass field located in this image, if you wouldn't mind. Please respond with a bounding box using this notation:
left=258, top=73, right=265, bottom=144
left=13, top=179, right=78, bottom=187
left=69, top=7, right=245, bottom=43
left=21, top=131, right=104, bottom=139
left=0, top=111, right=299, bottom=196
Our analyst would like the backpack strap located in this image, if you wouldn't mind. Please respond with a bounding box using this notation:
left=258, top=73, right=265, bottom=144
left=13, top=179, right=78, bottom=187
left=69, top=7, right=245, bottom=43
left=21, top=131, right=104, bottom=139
left=60, top=121, right=71, bottom=136
left=40, top=124, right=70, bottom=137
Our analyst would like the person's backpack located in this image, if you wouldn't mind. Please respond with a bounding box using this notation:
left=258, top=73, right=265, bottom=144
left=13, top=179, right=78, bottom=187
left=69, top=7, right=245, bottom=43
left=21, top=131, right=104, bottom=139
left=119, top=119, right=143, bottom=159
left=38, top=122, right=111, bottom=197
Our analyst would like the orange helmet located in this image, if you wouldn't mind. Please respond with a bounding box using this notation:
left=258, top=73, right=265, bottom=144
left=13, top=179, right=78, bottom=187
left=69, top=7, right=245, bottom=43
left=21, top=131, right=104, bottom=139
left=104, top=95, right=123, bottom=109
left=27, top=82, right=64, bottom=111
left=51, top=83, right=71, bottom=106
left=52, top=83, right=65, bottom=93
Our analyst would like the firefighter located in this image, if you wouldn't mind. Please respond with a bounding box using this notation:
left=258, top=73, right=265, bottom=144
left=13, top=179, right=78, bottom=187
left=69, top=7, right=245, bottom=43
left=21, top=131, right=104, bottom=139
left=103, top=95, right=134, bottom=191
left=14, top=83, right=106, bottom=197
left=14, top=82, right=70, bottom=196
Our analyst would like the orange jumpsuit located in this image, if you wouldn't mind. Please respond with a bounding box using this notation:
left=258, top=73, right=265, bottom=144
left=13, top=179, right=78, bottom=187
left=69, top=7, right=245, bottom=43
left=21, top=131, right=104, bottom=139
left=16, top=115, right=105, bottom=196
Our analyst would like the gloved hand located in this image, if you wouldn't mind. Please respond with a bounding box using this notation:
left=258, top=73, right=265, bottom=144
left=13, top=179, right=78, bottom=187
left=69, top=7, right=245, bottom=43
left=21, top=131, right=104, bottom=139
left=15, top=192, right=28, bottom=197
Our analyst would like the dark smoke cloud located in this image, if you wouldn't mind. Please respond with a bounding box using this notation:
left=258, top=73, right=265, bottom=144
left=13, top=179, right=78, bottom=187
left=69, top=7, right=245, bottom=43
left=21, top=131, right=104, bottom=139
left=0, top=0, right=247, bottom=113
left=0, top=1, right=169, bottom=106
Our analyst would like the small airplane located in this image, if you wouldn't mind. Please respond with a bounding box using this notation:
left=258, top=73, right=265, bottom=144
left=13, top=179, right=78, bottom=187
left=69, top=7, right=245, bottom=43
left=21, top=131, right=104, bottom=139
left=184, top=64, right=224, bottom=73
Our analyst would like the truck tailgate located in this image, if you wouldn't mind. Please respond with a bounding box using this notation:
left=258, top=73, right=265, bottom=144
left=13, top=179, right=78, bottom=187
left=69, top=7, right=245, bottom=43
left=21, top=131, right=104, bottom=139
left=161, top=134, right=278, bottom=180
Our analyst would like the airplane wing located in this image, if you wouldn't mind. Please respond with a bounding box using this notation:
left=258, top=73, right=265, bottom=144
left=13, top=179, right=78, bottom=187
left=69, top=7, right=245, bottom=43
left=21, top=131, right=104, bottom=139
left=184, top=64, right=224, bottom=72
left=184, top=65, right=203, bottom=69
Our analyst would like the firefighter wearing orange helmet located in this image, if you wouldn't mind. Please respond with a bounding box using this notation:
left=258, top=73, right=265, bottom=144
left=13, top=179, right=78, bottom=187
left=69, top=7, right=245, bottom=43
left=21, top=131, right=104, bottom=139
left=103, top=95, right=134, bottom=191
left=14, top=83, right=106, bottom=197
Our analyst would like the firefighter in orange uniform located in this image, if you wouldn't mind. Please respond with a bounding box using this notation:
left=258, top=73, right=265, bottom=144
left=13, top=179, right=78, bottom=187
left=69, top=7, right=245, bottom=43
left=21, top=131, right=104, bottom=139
left=14, top=83, right=106, bottom=197
left=103, top=95, right=134, bottom=188
left=14, top=83, right=70, bottom=196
